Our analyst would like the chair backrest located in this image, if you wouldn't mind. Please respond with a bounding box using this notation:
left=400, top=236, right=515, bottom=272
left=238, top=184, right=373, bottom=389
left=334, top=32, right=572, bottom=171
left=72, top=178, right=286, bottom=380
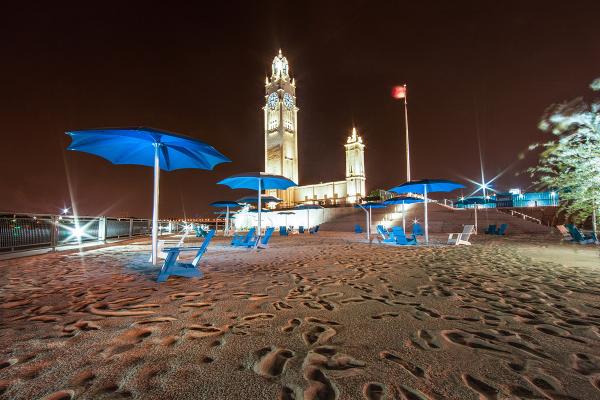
left=497, top=224, right=508, bottom=235
left=314, top=225, right=320, bottom=233
left=556, top=225, right=569, bottom=236
left=261, top=227, right=275, bottom=245
left=568, top=225, right=585, bottom=242
left=460, top=225, right=475, bottom=242
left=413, top=223, right=423, bottom=236
left=299, top=226, right=305, bottom=233
left=192, top=229, right=215, bottom=266
left=377, top=225, right=389, bottom=239
left=279, top=226, right=288, bottom=236
left=355, top=224, right=363, bottom=233
left=486, top=224, right=496, bottom=233
left=244, top=227, right=256, bottom=243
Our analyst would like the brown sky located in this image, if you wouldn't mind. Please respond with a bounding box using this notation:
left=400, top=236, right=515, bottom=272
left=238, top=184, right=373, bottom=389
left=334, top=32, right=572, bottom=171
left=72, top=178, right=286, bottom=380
left=1, top=1, right=599, bottom=218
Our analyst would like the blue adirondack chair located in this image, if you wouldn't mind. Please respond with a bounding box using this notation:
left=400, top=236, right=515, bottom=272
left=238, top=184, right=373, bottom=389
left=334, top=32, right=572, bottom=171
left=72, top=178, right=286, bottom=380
left=355, top=224, right=363, bottom=233
left=299, top=226, right=305, bottom=234
left=412, top=223, right=424, bottom=236
left=377, top=225, right=395, bottom=243
left=566, top=224, right=595, bottom=244
left=309, top=225, right=320, bottom=234
left=231, top=227, right=256, bottom=246
left=391, top=226, right=417, bottom=246
left=279, top=226, right=288, bottom=236
left=157, top=229, right=215, bottom=282
left=251, top=227, right=275, bottom=248
left=495, top=224, right=508, bottom=235
left=484, top=224, right=497, bottom=234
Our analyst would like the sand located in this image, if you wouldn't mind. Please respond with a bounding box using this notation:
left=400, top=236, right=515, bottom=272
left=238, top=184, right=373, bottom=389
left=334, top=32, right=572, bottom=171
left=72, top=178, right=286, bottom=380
left=1, top=232, right=599, bottom=400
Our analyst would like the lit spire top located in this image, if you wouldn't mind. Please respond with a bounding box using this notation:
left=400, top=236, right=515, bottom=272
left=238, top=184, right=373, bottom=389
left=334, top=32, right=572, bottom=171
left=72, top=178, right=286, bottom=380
left=347, top=127, right=363, bottom=144
left=272, top=49, right=289, bottom=79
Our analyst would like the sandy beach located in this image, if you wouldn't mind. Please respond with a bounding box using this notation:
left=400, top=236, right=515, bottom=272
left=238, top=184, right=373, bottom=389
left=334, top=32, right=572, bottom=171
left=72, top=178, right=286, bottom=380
left=1, top=233, right=599, bottom=400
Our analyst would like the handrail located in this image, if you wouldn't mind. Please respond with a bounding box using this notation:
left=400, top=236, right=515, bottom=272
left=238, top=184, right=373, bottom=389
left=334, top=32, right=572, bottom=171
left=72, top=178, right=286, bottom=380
left=496, top=208, right=542, bottom=224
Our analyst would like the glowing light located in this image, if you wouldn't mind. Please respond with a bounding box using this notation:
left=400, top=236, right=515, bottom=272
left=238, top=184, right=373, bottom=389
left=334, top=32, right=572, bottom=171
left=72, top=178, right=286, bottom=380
left=62, top=208, right=70, bottom=215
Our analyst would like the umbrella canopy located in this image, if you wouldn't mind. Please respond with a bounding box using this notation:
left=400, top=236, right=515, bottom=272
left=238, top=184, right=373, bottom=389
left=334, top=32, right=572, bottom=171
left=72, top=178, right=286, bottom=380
left=66, top=127, right=230, bottom=265
left=389, top=179, right=464, bottom=195
left=384, top=196, right=424, bottom=232
left=354, top=202, right=386, bottom=209
left=219, top=172, right=296, bottom=190
left=383, top=196, right=424, bottom=205
left=218, top=172, right=297, bottom=238
left=209, top=200, right=241, bottom=208
left=457, top=197, right=496, bottom=234
left=389, top=179, right=465, bottom=244
left=67, top=127, right=230, bottom=170
left=209, top=201, right=241, bottom=236
left=237, top=195, right=282, bottom=204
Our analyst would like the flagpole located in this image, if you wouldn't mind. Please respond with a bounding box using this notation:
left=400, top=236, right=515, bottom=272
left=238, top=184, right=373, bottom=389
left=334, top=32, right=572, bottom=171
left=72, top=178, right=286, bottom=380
left=403, top=84, right=411, bottom=182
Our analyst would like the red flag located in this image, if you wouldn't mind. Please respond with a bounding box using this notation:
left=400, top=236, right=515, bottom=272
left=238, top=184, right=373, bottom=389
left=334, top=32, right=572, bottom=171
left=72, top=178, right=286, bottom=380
left=392, top=85, right=406, bottom=99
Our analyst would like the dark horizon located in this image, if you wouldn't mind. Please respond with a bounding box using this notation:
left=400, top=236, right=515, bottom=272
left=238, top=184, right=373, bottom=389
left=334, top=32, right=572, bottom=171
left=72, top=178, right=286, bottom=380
left=2, top=1, right=599, bottom=218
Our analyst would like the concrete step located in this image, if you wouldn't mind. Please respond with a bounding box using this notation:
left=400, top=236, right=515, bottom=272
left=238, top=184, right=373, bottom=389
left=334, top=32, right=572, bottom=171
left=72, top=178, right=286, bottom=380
left=319, top=203, right=552, bottom=234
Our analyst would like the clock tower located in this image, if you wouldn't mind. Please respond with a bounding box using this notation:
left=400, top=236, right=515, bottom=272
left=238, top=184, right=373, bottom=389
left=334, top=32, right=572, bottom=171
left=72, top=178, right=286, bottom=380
left=264, top=50, right=299, bottom=195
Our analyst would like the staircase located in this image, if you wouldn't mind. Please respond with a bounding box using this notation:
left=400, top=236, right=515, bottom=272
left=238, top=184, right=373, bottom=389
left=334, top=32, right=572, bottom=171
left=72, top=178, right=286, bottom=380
left=319, top=203, right=552, bottom=234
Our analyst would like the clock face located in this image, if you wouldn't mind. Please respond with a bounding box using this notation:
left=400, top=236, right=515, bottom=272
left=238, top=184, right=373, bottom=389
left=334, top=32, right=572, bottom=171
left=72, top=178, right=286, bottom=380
left=283, top=93, right=294, bottom=109
left=267, top=93, right=279, bottom=109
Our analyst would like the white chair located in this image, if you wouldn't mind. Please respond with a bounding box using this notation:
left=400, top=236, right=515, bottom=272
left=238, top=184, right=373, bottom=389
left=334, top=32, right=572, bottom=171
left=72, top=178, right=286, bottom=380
left=448, top=225, right=475, bottom=246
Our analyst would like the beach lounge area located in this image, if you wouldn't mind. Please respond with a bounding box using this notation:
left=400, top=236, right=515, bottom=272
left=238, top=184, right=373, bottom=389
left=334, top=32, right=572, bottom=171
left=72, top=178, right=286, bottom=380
left=1, top=231, right=599, bottom=399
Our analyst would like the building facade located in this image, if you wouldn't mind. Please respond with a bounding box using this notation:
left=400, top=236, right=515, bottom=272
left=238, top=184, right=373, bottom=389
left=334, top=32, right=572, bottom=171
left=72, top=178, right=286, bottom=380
left=263, top=51, right=366, bottom=206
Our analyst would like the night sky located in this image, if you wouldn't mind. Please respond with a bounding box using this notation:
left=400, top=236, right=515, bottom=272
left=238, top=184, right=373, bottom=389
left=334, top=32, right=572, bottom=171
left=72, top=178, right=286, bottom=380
left=2, top=1, right=599, bottom=218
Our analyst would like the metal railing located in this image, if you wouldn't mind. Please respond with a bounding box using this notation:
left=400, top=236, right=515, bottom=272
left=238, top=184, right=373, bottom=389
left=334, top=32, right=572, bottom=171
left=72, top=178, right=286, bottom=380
left=0, top=213, right=174, bottom=254
left=497, top=209, right=543, bottom=225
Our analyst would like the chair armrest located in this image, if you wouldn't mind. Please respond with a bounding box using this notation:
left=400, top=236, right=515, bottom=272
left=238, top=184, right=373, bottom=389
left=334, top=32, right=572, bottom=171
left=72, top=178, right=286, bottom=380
left=163, top=246, right=204, bottom=252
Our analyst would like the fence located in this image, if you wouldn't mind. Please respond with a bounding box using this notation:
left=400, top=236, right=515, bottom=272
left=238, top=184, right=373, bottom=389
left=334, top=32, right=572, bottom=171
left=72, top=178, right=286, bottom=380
left=0, top=213, right=175, bottom=254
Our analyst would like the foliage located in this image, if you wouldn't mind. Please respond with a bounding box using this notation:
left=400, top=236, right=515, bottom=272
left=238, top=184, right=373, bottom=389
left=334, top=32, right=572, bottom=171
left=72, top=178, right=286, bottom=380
left=529, top=79, right=600, bottom=223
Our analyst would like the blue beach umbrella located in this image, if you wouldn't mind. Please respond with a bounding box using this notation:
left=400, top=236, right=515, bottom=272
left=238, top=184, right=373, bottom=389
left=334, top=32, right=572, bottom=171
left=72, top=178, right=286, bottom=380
left=354, top=202, right=385, bottom=241
left=237, top=195, right=282, bottom=204
left=66, top=127, right=230, bottom=265
left=294, top=204, right=324, bottom=229
left=209, top=200, right=241, bottom=236
left=218, top=172, right=297, bottom=236
left=384, top=196, right=424, bottom=232
left=457, top=196, right=496, bottom=233
left=389, top=179, right=465, bottom=244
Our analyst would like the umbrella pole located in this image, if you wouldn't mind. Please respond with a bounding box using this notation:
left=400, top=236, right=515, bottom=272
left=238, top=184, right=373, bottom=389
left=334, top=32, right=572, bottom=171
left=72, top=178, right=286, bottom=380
left=474, top=205, right=478, bottom=234
left=257, top=180, right=262, bottom=238
left=307, top=209, right=310, bottom=229
left=424, top=185, right=429, bottom=244
left=151, top=143, right=160, bottom=265
left=402, top=203, right=406, bottom=232
left=225, top=206, right=230, bottom=236
left=369, top=207, right=372, bottom=240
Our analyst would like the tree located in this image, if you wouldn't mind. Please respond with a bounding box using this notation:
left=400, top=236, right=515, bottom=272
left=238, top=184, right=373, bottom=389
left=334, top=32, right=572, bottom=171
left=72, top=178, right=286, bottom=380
left=529, top=78, right=600, bottom=226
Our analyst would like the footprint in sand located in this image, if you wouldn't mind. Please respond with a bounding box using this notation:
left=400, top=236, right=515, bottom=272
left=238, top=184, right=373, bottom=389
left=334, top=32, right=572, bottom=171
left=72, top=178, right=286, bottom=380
left=253, top=347, right=295, bottom=377
left=304, top=317, right=340, bottom=326
left=273, top=301, right=293, bottom=311
left=303, top=367, right=338, bottom=400
left=411, top=330, right=441, bottom=350
left=282, top=318, right=301, bottom=333
left=462, top=374, right=499, bottom=400
left=305, top=346, right=366, bottom=372
left=42, top=390, right=75, bottom=400
left=303, top=325, right=337, bottom=346
left=363, top=382, right=385, bottom=400
left=186, top=324, right=223, bottom=338
left=242, top=313, right=275, bottom=321
left=571, top=352, right=600, bottom=376
left=398, top=385, right=431, bottom=400
left=380, top=351, right=426, bottom=379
